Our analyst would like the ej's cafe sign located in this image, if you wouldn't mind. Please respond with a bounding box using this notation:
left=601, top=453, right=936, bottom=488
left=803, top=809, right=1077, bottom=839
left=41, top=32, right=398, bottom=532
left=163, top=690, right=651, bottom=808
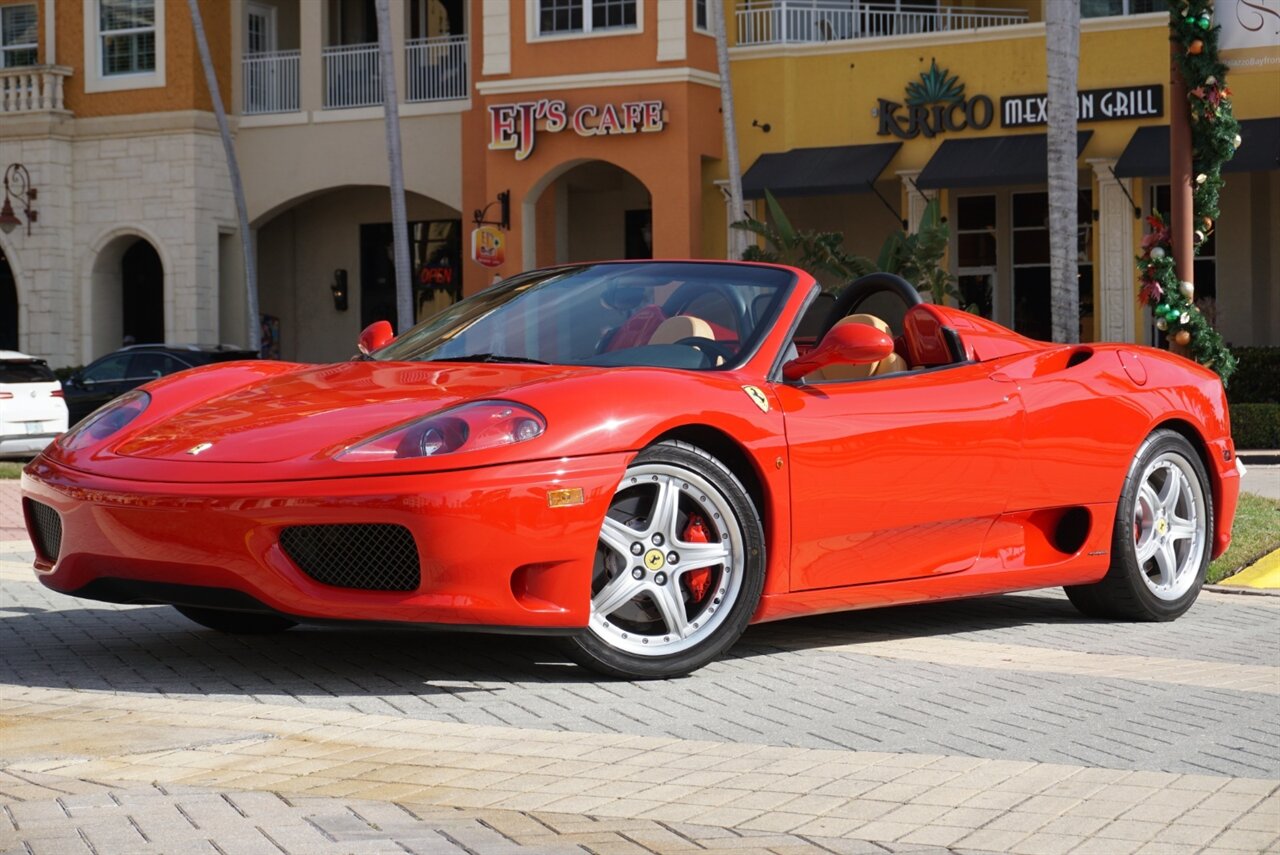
left=489, top=98, right=666, bottom=161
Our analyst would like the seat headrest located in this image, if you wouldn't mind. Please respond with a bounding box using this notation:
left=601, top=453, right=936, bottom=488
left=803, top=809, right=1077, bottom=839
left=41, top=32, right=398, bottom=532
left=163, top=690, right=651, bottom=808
left=649, top=315, right=714, bottom=345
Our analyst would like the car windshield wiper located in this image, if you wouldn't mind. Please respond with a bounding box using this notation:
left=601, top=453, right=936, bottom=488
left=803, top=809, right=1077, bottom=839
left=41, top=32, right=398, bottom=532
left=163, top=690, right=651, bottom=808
left=427, top=353, right=551, bottom=365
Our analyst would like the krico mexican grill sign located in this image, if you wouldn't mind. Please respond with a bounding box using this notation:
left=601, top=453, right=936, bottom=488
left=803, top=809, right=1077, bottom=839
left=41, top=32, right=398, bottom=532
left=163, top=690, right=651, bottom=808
left=876, top=60, right=993, bottom=140
left=489, top=98, right=666, bottom=161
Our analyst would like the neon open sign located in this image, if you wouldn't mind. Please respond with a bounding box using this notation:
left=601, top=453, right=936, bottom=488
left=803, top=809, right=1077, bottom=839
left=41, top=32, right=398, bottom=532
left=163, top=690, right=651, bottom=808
left=488, top=98, right=666, bottom=161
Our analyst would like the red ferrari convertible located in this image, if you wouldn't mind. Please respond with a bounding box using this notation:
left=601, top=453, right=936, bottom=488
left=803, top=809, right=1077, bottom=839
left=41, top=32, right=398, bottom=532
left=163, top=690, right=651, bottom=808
left=22, top=262, right=1240, bottom=678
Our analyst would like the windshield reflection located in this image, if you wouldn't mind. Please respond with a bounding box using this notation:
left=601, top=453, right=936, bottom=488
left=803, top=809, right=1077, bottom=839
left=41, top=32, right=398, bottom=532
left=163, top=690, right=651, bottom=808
left=372, top=262, right=795, bottom=372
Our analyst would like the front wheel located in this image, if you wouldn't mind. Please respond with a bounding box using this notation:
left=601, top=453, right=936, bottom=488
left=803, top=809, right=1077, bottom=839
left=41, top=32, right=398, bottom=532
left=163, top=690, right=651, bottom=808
left=1065, top=429, right=1212, bottom=621
left=561, top=440, right=765, bottom=679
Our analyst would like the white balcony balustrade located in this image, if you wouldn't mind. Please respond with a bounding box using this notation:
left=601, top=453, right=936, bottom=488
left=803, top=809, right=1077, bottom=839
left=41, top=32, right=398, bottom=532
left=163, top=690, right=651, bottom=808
left=0, top=66, right=71, bottom=114
left=405, top=34, right=468, bottom=103
left=735, top=0, right=1029, bottom=45
left=323, top=42, right=382, bottom=109
left=242, top=50, right=301, bottom=115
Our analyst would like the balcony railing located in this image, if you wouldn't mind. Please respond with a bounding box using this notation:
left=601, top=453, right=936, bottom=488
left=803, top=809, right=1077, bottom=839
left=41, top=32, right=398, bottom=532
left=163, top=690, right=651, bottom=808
left=242, top=50, right=300, bottom=115
left=405, top=34, right=468, bottom=103
left=0, top=65, right=71, bottom=114
left=324, top=42, right=382, bottom=109
left=735, top=0, right=1029, bottom=45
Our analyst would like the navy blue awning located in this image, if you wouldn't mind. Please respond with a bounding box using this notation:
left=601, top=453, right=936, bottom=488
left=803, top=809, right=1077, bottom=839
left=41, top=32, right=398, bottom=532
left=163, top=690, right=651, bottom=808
left=1115, top=118, right=1280, bottom=178
left=916, top=131, right=1094, bottom=190
left=741, top=143, right=902, bottom=199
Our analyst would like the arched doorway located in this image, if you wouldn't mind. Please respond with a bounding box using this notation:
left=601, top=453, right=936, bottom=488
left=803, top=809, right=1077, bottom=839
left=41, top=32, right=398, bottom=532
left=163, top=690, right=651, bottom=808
left=87, top=233, right=167, bottom=358
left=0, top=247, right=16, bottom=351
left=121, top=240, right=164, bottom=344
left=252, top=186, right=462, bottom=363
left=528, top=161, right=652, bottom=267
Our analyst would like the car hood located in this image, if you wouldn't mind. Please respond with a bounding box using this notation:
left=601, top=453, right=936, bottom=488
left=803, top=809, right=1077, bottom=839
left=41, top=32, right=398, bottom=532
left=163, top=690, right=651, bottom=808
left=112, top=360, right=584, bottom=464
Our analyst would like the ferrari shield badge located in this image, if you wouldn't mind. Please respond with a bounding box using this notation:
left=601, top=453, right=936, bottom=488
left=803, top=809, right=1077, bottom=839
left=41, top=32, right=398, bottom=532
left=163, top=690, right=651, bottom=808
left=742, top=385, right=769, bottom=413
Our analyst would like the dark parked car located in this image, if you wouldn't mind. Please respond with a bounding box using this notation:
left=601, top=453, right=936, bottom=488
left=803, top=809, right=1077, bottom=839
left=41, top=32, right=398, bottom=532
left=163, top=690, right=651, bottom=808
left=64, top=344, right=259, bottom=425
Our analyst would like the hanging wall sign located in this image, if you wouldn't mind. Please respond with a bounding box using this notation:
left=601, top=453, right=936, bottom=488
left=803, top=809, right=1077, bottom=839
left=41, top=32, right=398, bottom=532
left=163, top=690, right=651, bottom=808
left=876, top=60, right=994, bottom=140
left=489, top=98, right=666, bottom=161
left=471, top=225, right=505, bottom=268
left=1001, top=85, right=1164, bottom=128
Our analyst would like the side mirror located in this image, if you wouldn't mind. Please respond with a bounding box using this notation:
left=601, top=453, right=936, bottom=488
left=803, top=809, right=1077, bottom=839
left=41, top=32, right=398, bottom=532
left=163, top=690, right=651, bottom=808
left=358, top=320, right=395, bottom=356
left=782, top=322, right=895, bottom=381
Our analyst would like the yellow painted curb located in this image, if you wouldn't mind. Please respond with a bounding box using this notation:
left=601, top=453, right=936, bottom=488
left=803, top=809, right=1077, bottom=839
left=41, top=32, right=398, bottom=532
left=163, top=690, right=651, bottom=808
left=1220, top=547, right=1280, bottom=590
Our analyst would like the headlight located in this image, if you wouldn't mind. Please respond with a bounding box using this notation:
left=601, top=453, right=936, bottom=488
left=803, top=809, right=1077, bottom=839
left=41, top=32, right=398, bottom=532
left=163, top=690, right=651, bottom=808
left=338, top=400, right=546, bottom=461
left=58, top=390, right=151, bottom=452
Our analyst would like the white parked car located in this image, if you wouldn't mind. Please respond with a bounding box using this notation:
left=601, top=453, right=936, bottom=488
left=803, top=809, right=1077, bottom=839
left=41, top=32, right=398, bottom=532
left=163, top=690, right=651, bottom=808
left=0, top=351, right=68, bottom=458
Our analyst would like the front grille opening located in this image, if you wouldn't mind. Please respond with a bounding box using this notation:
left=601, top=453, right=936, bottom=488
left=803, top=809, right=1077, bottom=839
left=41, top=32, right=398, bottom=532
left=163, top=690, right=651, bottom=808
left=25, top=499, right=62, bottom=562
left=279, top=523, right=420, bottom=592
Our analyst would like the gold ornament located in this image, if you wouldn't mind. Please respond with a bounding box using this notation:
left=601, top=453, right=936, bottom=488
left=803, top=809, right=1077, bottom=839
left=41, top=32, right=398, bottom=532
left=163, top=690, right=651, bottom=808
left=1180, top=312, right=1191, bottom=324
left=1196, top=173, right=1208, bottom=184
left=1150, top=246, right=1166, bottom=259
left=1205, top=75, right=1217, bottom=86
left=1173, top=330, right=1192, bottom=346
left=1195, top=229, right=1206, bottom=243
left=1156, top=318, right=1168, bottom=331
left=1232, top=134, right=1242, bottom=148
left=1180, top=281, right=1195, bottom=300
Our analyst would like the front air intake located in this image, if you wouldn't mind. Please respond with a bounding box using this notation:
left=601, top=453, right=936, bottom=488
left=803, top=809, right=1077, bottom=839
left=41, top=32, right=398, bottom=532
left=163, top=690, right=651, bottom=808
left=25, top=499, right=62, bottom=562
left=279, top=523, right=420, bottom=592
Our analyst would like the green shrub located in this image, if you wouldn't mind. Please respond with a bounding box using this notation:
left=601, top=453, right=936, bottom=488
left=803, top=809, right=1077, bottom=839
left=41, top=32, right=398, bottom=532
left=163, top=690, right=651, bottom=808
left=1227, top=347, right=1280, bottom=404
left=1231, top=402, right=1280, bottom=449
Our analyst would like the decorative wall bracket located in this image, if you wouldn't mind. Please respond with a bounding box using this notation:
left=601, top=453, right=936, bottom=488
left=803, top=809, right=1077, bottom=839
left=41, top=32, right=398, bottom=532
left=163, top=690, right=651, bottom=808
left=473, top=190, right=510, bottom=230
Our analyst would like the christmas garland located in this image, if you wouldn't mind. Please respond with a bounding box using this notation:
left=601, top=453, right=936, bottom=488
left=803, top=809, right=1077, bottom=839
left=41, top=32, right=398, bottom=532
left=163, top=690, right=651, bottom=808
left=1134, top=0, right=1238, bottom=382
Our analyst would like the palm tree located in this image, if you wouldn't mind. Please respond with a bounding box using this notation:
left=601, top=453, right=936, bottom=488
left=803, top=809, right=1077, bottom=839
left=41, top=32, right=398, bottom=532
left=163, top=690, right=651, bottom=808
left=186, top=0, right=259, bottom=351
left=374, top=0, right=413, bottom=333
left=710, top=0, right=746, bottom=260
left=1046, top=0, right=1080, bottom=343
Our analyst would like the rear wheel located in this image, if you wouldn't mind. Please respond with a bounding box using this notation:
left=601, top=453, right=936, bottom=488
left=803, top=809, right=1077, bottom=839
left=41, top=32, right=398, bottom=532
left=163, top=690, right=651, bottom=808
left=1065, top=430, right=1211, bottom=621
left=562, top=440, right=765, bottom=679
left=175, top=606, right=297, bottom=634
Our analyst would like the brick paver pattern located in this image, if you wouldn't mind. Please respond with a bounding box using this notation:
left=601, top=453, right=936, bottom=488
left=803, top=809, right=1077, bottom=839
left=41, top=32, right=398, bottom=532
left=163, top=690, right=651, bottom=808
left=0, top=471, right=1277, bottom=855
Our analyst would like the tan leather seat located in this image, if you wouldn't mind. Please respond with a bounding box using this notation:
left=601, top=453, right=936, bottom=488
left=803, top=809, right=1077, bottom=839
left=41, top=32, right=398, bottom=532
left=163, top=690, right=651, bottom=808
left=808, top=313, right=908, bottom=381
left=649, top=315, right=714, bottom=345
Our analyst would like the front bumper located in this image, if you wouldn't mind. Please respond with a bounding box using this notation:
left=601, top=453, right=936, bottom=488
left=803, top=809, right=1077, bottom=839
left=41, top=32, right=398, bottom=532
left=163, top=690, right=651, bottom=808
left=21, top=452, right=629, bottom=630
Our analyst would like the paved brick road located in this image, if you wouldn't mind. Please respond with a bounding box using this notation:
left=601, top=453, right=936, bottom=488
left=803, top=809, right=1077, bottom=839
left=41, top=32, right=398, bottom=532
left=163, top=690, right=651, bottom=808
left=1, top=479, right=1278, bottom=853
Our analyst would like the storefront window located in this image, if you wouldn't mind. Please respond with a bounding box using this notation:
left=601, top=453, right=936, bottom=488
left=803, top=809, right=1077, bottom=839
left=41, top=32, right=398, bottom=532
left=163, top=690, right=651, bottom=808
left=1081, top=0, right=1167, bottom=17
left=0, top=4, right=38, bottom=68
left=1011, top=191, right=1094, bottom=342
left=956, top=195, right=997, bottom=319
left=538, top=0, right=637, bottom=35
left=99, top=0, right=156, bottom=76
left=360, top=220, right=463, bottom=330
left=695, top=0, right=708, bottom=32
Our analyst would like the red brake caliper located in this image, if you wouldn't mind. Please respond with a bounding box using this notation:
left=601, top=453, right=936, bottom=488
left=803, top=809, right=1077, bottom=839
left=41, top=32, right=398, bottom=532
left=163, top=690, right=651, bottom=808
left=681, top=514, right=715, bottom=603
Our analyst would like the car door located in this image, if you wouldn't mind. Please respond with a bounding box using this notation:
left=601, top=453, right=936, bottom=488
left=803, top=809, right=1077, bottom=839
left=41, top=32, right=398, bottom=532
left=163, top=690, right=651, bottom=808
left=772, top=361, right=1023, bottom=590
left=67, top=354, right=133, bottom=424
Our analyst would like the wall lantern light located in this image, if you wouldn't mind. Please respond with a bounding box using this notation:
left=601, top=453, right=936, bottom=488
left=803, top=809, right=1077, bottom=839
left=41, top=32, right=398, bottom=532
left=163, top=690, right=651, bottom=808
left=331, top=269, right=349, bottom=311
left=0, top=164, right=38, bottom=236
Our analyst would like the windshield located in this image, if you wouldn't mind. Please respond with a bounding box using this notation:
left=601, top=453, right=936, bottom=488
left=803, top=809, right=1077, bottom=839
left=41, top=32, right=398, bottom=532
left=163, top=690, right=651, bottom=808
left=373, top=262, right=796, bottom=371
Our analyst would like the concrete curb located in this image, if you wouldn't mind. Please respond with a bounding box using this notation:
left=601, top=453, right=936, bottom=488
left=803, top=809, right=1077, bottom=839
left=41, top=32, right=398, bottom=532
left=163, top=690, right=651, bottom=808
left=1238, top=450, right=1280, bottom=466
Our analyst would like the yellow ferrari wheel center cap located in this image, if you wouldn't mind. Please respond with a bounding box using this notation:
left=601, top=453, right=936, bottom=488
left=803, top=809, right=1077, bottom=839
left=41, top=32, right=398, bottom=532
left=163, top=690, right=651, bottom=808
left=644, top=549, right=666, bottom=571
left=1156, top=519, right=1168, bottom=535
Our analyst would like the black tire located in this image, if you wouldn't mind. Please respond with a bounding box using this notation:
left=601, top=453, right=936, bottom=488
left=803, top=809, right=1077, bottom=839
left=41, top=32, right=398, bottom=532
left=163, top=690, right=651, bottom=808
left=175, top=606, right=297, bottom=634
left=561, top=440, right=766, bottom=679
left=1064, top=429, right=1212, bottom=621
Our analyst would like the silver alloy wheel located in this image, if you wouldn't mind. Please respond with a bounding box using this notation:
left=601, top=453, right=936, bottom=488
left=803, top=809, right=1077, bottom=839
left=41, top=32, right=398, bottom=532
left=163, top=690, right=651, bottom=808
left=589, top=462, right=745, bottom=656
left=1132, top=451, right=1207, bottom=601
